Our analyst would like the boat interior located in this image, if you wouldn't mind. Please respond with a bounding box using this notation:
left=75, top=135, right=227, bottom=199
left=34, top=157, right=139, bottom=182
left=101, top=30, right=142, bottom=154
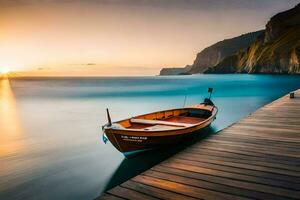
left=116, top=107, right=213, bottom=131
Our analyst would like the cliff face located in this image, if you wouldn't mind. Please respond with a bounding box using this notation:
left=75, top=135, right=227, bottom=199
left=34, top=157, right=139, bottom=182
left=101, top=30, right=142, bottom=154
left=188, top=31, right=263, bottom=73
left=206, top=4, right=300, bottom=74
left=159, top=65, right=192, bottom=76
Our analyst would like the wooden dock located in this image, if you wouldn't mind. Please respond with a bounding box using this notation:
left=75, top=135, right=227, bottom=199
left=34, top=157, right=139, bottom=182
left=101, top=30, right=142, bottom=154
left=98, top=89, right=300, bottom=200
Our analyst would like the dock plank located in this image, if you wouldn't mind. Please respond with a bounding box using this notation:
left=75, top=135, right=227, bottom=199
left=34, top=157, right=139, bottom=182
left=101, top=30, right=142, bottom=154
left=184, top=149, right=300, bottom=171
left=174, top=153, right=300, bottom=177
left=150, top=166, right=288, bottom=200
left=122, top=180, right=198, bottom=200
left=132, top=175, right=250, bottom=200
left=107, top=186, right=159, bottom=200
left=98, top=89, right=300, bottom=200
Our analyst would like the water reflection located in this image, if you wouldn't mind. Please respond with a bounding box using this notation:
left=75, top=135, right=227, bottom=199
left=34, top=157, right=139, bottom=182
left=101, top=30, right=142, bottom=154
left=0, top=78, right=23, bottom=157
left=0, top=78, right=25, bottom=194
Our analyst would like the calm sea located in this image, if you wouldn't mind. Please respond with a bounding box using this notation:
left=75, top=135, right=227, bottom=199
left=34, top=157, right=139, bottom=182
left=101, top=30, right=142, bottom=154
left=1, top=74, right=300, bottom=200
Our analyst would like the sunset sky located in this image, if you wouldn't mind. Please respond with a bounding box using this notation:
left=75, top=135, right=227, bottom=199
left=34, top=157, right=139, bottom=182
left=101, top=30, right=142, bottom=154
left=0, top=0, right=299, bottom=76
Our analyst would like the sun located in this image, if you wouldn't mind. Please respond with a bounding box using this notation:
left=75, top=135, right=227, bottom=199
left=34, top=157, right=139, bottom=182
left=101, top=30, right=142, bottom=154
left=0, top=67, right=10, bottom=74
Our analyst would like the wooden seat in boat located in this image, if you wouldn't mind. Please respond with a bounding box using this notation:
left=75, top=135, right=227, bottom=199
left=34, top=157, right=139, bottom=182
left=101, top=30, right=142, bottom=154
left=143, top=125, right=181, bottom=131
left=130, top=118, right=191, bottom=127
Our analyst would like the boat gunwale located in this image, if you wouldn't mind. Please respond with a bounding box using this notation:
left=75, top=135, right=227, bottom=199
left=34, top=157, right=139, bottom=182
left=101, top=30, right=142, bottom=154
left=105, top=105, right=218, bottom=133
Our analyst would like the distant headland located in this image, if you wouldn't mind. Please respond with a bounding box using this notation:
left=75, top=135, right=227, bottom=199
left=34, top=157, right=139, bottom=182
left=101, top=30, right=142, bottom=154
left=160, top=3, right=300, bottom=75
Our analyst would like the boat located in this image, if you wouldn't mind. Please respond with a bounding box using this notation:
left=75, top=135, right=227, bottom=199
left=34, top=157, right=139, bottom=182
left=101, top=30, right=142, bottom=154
left=102, top=88, right=218, bottom=154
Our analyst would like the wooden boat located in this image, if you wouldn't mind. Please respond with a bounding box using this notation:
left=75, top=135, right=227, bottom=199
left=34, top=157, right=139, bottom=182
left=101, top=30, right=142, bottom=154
left=102, top=89, right=217, bottom=154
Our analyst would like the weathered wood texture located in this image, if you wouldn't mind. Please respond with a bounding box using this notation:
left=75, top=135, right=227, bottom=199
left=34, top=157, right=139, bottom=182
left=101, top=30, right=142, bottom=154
left=97, top=89, right=300, bottom=200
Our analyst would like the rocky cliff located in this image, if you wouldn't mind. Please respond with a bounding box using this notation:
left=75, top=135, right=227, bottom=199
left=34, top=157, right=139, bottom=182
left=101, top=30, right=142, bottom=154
left=206, top=3, right=300, bottom=74
left=188, top=31, right=263, bottom=74
left=159, top=65, right=192, bottom=76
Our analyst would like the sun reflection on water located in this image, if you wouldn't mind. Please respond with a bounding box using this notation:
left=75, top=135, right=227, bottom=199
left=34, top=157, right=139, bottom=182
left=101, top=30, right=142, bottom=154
left=0, top=78, right=23, bottom=157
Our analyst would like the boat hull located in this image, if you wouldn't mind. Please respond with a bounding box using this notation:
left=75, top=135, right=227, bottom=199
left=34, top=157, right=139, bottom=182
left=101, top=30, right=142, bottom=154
left=104, top=114, right=215, bottom=153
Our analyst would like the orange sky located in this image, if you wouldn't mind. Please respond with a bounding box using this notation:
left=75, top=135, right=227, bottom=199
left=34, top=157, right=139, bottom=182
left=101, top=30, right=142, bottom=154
left=0, top=0, right=299, bottom=76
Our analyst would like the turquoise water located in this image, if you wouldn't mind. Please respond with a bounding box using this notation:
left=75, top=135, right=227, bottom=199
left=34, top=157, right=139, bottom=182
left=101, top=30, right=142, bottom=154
left=1, top=74, right=300, bottom=200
